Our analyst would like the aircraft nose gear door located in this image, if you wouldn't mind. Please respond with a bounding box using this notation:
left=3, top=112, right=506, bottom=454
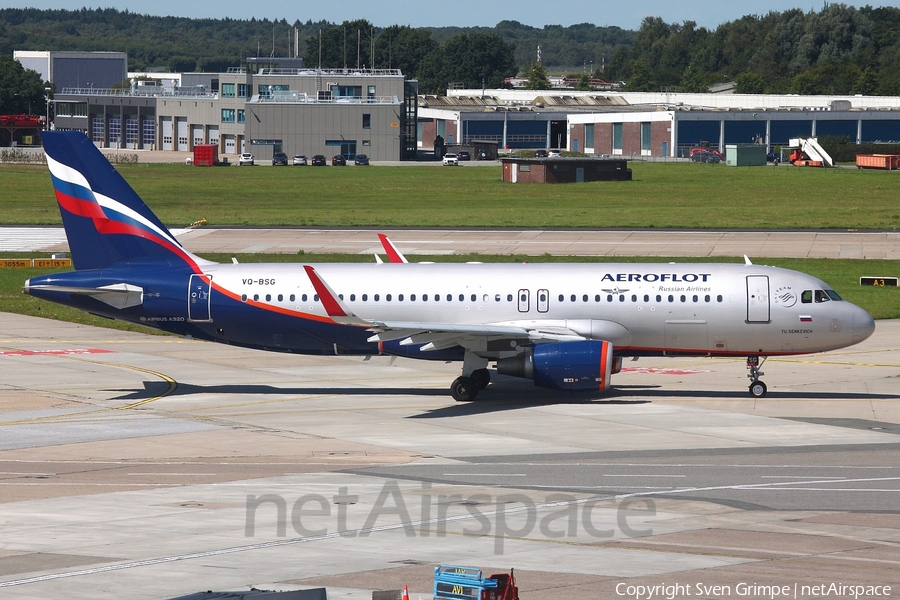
left=188, top=274, right=212, bottom=322
left=746, top=275, right=770, bottom=323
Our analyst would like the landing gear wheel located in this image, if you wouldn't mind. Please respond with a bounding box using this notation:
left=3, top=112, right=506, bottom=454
left=471, top=368, right=491, bottom=390
left=451, top=376, right=478, bottom=402
left=749, top=380, right=767, bottom=398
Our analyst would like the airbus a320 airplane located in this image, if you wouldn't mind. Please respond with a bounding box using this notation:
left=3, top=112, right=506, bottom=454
left=26, top=132, right=875, bottom=401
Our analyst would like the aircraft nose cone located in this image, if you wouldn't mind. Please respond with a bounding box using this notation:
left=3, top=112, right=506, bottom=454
left=852, top=308, right=875, bottom=343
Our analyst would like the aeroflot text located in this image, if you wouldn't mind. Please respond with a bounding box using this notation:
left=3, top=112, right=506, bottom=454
left=600, top=273, right=712, bottom=283
left=615, top=582, right=892, bottom=600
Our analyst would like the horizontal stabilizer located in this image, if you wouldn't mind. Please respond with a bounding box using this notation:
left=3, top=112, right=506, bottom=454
left=25, top=282, right=144, bottom=309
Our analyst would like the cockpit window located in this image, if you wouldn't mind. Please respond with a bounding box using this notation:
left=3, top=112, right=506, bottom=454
left=825, top=289, right=843, bottom=301
left=814, top=290, right=830, bottom=303
left=801, top=290, right=812, bottom=304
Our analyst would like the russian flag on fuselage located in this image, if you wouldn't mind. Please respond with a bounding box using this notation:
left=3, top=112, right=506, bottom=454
left=42, top=131, right=199, bottom=272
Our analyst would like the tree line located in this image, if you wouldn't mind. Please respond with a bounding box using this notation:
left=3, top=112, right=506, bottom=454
left=2, top=4, right=900, bottom=105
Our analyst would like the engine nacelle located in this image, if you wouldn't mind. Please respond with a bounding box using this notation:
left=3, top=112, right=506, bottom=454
left=497, top=340, right=616, bottom=392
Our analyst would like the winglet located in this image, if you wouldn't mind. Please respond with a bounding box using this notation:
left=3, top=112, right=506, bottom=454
left=302, top=265, right=369, bottom=325
left=378, top=234, right=409, bottom=264
left=744, top=255, right=753, bottom=265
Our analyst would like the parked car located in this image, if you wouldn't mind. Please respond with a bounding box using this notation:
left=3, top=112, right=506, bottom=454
left=354, top=154, right=369, bottom=165
left=548, top=149, right=561, bottom=158
left=442, top=153, right=459, bottom=166
left=238, top=152, right=254, bottom=166
left=690, top=151, right=721, bottom=164
left=766, top=152, right=780, bottom=164
left=292, top=154, right=307, bottom=166
left=311, top=154, right=327, bottom=166
left=476, top=149, right=490, bottom=160
left=272, top=152, right=288, bottom=166
left=534, top=149, right=548, bottom=158
left=458, top=151, right=471, bottom=161
left=689, top=147, right=725, bottom=161
left=332, top=154, right=347, bottom=166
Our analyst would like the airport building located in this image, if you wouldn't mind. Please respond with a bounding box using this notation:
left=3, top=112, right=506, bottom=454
left=434, top=89, right=900, bottom=157
left=48, top=56, right=417, bottom=161
left=26, top=51, right=900, bottom=160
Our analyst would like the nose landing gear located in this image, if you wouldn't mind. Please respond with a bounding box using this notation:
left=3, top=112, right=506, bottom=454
left=747, top=356, right=767, bottom=398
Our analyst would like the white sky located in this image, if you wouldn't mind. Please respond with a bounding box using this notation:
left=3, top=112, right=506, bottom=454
left=5, top=0, right=899, bottom=30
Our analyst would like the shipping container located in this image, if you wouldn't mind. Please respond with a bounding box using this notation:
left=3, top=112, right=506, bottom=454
left=856, top=154, right=900, bottom=170
left=193, top=144, right=218, bottom=167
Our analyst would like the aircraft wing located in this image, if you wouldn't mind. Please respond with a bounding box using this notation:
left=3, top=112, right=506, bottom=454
left=303, top=265, right=586, bottom=352
left=366, top=321, right=585, bottom=351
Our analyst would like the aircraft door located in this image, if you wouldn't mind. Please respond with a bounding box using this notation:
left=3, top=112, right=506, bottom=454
left=518, top=289, right=530, bottom=312
left=188, top=274, right=212, bottom=322
left=746, top=275, right=770, bottom=323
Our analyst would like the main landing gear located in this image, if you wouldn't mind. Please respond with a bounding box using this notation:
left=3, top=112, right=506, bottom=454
left=451, top=369, right=491, bottom=401
left=451, top=353, right=491, bottom=401
left=747, top=356, right=767, bottom=398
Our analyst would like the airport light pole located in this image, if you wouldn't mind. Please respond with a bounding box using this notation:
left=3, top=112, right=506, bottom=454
left=44, top=87, right=52, bottom=130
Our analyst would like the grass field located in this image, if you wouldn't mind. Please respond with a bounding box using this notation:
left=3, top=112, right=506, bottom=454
left=2, top=161, right=899, bottom=229
left=3, top=254, right=898, bottom=335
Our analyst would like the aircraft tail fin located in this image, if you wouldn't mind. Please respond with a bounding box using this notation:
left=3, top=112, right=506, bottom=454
left=42, top=131, right=205, bottom=271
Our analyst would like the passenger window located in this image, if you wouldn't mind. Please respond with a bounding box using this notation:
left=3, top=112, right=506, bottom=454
left=680, top=295, right=686, bottom=302
left=265, top=294, right=271, bottom=302
left=362, top=294, right=367, bottom=301
left=668, top=295, right=674, bottom=302
left=631, top=294, right=637, bottom=302
left=460, top=294, right=465, bottom=302
left=570, top=294, right=576, bottom=302
left=595, top=294, right=601, bottom=302
left=559, top=294, right=565, bottom=302
left=644, top=294, right=649, bottom=302
left=374, top=294, right=380, bottom=301
left=278, top=294, right=283, bottom=302
left=386, top=294, right=391, bottom=301
left=717, top=295, right=723, bottom=302
left=495, top=294, right=501, bottom=302
left=253, top=294, right=259, bottom=301
left=241, top=294, right=247, bottom=302
left=619, top=295, right=625, bottom=302
left=692, top=295, right=698, bottom=302
left=422, top=294, right=428, bottom=301
left=607, top=294, right=613, bottom=302
left=471, top=294, right=476, bottom=302
left=801, top=290, right=812, bottom=304
left=815, top=290, right=829, bottom=303
left=507, top=294, right=513, bottom=302
left=448, top=294, right=453, bottom=301
left=411, top=294, right=416, bottom=301
left=583, top=294, right=589, bottom=302
left=656, top=295, right=661, bottom=302
left=314, top=294, right=319, bottom=302
left=338, top=294, right=343, bottom=300
left=302, top=294, right=308, bottom=302
left=399, top=294, right=404, bottom=301
left=290, top=294, right=296, bottom=302
left=704, top=295, right=710, bottom=302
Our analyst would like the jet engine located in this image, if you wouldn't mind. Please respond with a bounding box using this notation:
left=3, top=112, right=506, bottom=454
left=497, top=340, right=619, bottom=392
